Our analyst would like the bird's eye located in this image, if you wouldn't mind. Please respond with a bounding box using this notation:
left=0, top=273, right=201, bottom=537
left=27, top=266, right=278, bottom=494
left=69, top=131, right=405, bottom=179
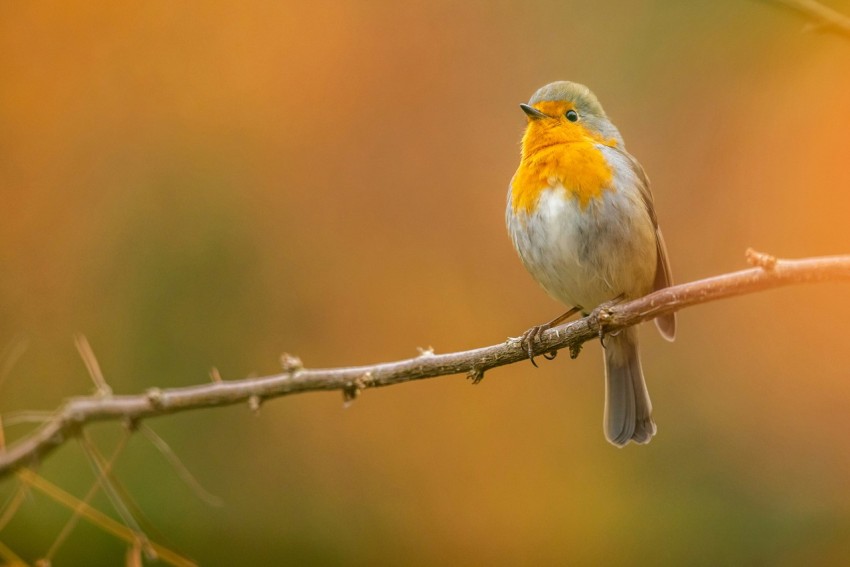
left=565, top=110, right=579, bottom=122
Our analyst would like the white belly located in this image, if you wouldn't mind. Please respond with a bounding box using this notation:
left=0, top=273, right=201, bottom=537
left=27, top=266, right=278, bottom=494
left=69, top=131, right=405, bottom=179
left=507, top=184, right=657, bottom=311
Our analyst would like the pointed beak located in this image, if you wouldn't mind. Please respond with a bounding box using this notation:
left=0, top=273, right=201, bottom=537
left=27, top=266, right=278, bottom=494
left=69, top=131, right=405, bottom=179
left=520, top=103, right=547, bottom=120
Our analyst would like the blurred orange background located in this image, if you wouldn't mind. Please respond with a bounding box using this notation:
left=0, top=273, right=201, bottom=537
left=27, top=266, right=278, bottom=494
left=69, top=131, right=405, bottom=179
left=2, top=0, right=850, bottom=564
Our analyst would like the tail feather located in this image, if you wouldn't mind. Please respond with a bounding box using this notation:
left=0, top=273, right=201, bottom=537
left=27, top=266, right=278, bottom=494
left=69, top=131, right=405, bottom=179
left=603, top=327, right=656, bottom=447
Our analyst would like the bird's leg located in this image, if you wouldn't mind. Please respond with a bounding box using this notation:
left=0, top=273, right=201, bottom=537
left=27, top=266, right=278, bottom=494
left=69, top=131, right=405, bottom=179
left=519, top=306, right=581, bottom=367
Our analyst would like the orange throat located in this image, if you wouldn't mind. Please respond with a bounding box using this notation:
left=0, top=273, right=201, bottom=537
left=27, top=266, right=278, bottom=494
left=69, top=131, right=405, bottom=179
left=511, top=107, right=617, bottom=215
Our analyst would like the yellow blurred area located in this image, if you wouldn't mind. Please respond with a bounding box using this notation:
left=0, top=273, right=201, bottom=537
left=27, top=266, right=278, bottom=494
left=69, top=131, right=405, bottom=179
left=2, top=1, right=850, bottom=564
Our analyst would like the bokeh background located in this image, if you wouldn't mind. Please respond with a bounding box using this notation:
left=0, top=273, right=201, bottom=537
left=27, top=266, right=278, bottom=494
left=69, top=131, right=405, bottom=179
left=2, top=0, right=850, bottom=564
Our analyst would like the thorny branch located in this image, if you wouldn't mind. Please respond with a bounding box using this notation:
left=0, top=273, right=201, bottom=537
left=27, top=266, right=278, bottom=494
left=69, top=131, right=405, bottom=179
left=1, top=250, right=849, bottom=479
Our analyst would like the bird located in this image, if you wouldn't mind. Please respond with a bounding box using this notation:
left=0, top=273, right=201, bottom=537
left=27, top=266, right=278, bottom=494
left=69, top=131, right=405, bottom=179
left=506, top=80, right=676, bottom=447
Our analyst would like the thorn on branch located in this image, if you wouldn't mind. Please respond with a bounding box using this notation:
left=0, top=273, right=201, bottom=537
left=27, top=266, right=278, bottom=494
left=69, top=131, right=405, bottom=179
left=209, top=367, right=222, bottom=383
left=342, top=373, right=370, bottom=407
left=75, top=335, right=112, bottom=397
left=467, top=366, right=485, bottom=385
left=746, top=248, right=777, bottom=270
left=145, top=388, right=164, bottom=409
left=280, top=353, right=303, bottom=373
left=248, top=395, right=262, bottom=414
left=341, top=385, right=359, bottom=406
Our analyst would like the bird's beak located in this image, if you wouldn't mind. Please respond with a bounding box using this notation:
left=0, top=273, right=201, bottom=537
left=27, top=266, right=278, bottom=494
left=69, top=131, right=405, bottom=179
left=520, top=103, right=547, bottom=120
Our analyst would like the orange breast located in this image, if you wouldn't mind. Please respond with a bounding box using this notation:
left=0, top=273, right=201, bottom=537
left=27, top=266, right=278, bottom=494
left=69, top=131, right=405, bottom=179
left=511, top=141, right=614, bottom=214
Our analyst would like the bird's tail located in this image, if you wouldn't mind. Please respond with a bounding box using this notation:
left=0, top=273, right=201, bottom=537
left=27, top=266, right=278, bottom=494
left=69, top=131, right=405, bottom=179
left=603, top=327, right=656, bottom=447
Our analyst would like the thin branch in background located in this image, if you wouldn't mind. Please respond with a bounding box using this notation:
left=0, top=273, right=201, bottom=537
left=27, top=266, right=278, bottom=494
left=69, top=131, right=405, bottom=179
left=77, top=433, right=151, bottom=558
left=138, top=424, right=223, bottom=507
left=767, top=0, right=850, bottom=37
left=126, top=540, right=143, bottom=567
left=0, top=251, right=848, bottom=479
left=0, top=539, right=27, bottom=567
left=42, top=431, right=131, bottom=563
left=0, top=335, right=29, bottom=392
left=1, top=412, right=53, bottom=427
left=0, top=483, right=28, bottom=533
left=0, top=335, right=30, bottom=454
left=16, top=469, right=196, bottom=567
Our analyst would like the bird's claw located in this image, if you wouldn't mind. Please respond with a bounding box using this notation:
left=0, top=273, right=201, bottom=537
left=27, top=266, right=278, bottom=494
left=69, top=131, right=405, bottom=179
left=519, top=324, right=551, bottom=367
left=593, top=295, right=624, bottom=349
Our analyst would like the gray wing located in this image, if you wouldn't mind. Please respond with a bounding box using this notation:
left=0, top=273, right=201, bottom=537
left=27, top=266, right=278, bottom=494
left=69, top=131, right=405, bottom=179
left=620, top=149, right=677, bottom=341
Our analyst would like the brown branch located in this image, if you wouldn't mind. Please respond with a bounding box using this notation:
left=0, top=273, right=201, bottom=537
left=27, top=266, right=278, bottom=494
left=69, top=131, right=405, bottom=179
left=767, top=0, right=850, bottom=38
left=1, top=250, right=849, bottom=478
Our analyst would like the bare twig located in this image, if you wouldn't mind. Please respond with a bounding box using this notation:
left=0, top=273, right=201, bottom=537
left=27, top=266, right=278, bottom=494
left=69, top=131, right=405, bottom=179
left=767, top=0, right=850, bottom=38
left=0, top=251, right=849, bottom=478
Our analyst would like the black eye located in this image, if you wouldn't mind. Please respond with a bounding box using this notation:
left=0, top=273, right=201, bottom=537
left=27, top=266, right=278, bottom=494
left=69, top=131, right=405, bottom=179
left=566, top=110, right=579, bottom=122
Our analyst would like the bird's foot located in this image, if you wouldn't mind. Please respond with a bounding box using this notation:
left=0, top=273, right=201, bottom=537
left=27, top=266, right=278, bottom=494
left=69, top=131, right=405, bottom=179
left=593, top=294, right=625, bottom=348
left=518, top=323, right=553, bottom=367
left=514, top=306, right=581, bottom=367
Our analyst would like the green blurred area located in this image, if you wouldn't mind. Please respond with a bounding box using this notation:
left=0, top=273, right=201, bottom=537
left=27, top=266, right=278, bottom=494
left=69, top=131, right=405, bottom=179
left=2, top=0, right=850, bottom=564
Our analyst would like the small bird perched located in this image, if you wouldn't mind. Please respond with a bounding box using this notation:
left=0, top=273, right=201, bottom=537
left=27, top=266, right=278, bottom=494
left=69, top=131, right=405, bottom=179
left=506, top=81, right=676, bottom=447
